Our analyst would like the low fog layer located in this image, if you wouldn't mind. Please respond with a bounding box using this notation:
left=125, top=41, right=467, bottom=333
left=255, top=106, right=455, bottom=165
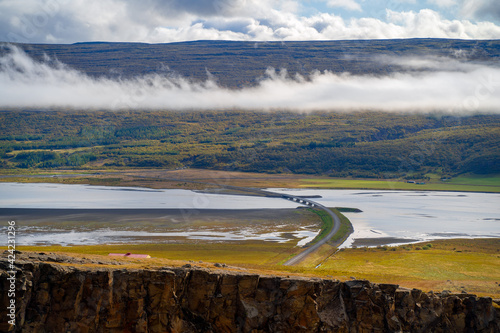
left=0, top=46, right=499, bottom=113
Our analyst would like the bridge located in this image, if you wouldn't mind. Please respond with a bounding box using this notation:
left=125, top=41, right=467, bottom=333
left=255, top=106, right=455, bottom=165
left=38, top=169, right=341, bottom=266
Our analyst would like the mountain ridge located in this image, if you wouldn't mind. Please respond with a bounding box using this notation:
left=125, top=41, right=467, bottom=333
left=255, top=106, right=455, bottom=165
left=3, top=39, right=499, bottom=88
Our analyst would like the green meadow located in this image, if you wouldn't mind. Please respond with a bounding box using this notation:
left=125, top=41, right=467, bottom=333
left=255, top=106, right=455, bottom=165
left=300, top=174, right=500, bottom=193
left=18, top=238, right=500, bottom=298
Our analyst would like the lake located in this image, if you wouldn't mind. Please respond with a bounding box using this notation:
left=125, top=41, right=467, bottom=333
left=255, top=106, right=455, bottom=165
left=1, top=183, right=498, bottom=247
left=0, top=182, right=297, bottom=209
left=271, top=188, right=500, bottom=247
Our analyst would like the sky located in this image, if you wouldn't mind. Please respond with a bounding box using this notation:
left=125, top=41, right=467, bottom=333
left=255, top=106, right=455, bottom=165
left=0, top=1, right=499, bottom=113
left=1, top=0, right=500, bottom=44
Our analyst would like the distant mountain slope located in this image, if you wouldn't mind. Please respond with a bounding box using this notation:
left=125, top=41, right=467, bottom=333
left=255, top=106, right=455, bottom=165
left=1, top=110, right=498, bottom=176
left=0, top=40, right=498, bottom=176
left=3, top=39, right=500, bottom=88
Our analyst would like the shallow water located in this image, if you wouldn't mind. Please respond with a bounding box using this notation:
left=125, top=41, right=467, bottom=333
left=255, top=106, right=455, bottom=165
left=1, top=183, right=498, bottom=247
left=14, top=227, right=320, bottom=246
left=1, top=183, right=314, bottom=246
left=271, top=188, right=500, bottom=247
left=0, top=182, right=298, bottom=209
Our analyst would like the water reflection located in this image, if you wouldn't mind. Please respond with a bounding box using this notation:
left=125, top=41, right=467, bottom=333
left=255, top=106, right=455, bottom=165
left=1, top=183, right=498, bottom=247
left=271, top=188, right=500, bottom=247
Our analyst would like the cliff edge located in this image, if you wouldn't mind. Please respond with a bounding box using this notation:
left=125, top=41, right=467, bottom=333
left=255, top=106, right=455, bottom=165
left=1, top=252, right=498, bottom=332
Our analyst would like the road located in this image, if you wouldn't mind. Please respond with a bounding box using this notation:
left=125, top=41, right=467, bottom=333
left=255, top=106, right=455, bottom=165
left=279, top=194, right=341, bottom=266
left=3, top=170, right=340, bottom=265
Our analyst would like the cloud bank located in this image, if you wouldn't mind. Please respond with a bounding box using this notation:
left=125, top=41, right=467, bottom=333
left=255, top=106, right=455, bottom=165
left=0, top=46, right=499, bottom=113
left=1, top=0, right=499, bottom=43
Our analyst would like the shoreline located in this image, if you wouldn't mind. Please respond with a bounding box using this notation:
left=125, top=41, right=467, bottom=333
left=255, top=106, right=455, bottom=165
left=2, top=183, right=498, bottom=248
left=0, top=168, right=499, bottom=194
left=0, top=178, right=499, bottom=195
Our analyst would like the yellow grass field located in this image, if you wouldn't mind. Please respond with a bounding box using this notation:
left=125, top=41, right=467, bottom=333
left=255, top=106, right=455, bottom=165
left=2, top=169, right=499, bottom=192
left=17, top=238, right=500, bottom=298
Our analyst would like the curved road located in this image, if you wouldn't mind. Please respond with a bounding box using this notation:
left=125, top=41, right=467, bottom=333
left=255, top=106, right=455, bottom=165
left=8, top=171, right=341, bottom=266
left=279, top=194, right=341, bottom=266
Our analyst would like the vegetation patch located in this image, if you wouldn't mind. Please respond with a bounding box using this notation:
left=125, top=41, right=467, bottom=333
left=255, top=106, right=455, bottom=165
left=311, top=238, right=500, bottom=297
left=17, top=238, right=499, bottom=298
left=335, top=207, right=363, bottom=213
left=305, top=208, right=334, bottom=246
left=305, top=208, right=354, bottom=248
left=300, top=177, right=500, bottom=193
left=17, top=242, right=300, bottom=267
left=329, top=209, right=354, bottom=246
left=1, top=111, right=498, bottom=180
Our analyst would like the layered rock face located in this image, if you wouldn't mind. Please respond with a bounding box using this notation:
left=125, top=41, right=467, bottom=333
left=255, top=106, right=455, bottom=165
left=1, top=253, right=498, bottom=332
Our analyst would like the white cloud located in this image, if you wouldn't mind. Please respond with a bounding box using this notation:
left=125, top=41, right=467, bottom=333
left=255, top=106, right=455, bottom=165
left=1, top=46, right=499, bottom=113
left=385, top=9, right=500, bottom=39
left=427, top=0, right=457, bottom=8
left=327, top=0, right=362, bottom=12
left=461, top=0, right=500, bottom=23
left=0, top=1, right=500, bottom=43
left=146, top=9, right=500, bottom=42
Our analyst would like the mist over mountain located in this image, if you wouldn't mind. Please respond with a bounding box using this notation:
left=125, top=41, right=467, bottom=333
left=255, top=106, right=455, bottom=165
left=0, top=39, right=499, bottom=176
left=1, top=39, right=499, bottom=112
left=5, top=39, right=500, bottom=87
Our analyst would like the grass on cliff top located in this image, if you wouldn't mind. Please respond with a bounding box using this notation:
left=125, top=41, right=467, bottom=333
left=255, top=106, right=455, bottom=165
left=277, top=238, right=500, bottom=298
left=17, top=241, right=300, bottom=267
left=16, top=238, right=500, bottom=298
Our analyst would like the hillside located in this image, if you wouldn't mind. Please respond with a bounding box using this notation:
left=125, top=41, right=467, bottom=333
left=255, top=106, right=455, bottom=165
left=4, top=39, right=500, bottom=88
left=0, top=39, right=499, bottom=177
left=0, top=110, right=498, bottom=178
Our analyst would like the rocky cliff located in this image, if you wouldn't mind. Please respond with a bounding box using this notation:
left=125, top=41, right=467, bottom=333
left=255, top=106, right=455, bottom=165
left=1, top=252, right=498, bottom=332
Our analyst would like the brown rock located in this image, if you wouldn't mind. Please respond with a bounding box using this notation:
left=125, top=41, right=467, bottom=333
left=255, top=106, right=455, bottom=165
left=0, top=252, right=499, bottom=332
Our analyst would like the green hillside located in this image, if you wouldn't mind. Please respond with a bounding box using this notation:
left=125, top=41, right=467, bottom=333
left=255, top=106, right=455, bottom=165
left=1, top=110, right=498, bottom=178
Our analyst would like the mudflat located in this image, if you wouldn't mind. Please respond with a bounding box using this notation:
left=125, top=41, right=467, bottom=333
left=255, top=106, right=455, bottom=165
left=0, top=207, right=317, bottom=229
